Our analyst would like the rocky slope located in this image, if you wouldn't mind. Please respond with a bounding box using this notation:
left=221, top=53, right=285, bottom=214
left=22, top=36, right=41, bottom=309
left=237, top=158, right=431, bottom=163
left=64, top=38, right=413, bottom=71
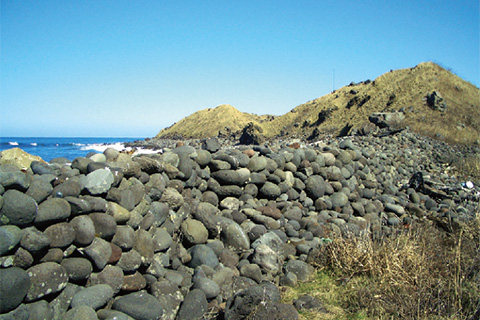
left=155, top=62, right=480, bottom=145
left=1, top=127, right=479, bottom=319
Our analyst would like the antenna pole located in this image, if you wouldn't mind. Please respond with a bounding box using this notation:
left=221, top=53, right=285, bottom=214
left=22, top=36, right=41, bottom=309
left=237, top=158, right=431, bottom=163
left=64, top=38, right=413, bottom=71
left=332, top=69, right=335, bottom=92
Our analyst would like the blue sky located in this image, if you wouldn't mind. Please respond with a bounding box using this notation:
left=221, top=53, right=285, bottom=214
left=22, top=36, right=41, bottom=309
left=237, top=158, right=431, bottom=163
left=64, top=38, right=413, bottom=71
left=1, top=1, right=479, bottom=138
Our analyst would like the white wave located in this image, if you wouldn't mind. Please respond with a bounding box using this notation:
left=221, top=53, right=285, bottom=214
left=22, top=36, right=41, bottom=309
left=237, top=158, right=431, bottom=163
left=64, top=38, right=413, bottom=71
left=81, top=142, right=129, bottom=153
left=133, top=147, right=163, bottom=155
left=9, top=141, right=19, bottom=146
left=30, top=143, right=37, bottom=146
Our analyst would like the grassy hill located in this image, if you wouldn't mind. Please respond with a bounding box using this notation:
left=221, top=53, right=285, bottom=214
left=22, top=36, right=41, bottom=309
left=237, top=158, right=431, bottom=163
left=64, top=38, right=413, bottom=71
left=156, top=62, right=480, bottom=145
left=155, top=104, right=275, bottom=139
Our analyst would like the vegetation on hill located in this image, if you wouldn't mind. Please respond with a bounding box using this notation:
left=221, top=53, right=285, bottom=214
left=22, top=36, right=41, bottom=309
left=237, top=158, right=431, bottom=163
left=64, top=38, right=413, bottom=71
left=155, top=62, right=480, bottom=145
left=155, top=104, right=274, bottom=139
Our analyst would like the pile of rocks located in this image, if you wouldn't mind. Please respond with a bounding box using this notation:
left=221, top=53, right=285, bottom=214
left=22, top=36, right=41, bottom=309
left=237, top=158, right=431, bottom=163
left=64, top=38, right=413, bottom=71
left=1, top=130, right=478, bottom=320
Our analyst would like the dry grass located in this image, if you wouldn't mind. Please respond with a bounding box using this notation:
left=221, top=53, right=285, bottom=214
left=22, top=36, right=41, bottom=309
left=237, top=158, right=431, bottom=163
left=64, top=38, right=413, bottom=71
left=283, top=215, right=480, bottom=320
left=153, top=62, right=480, bottom=146
left=453, top=155, right=480, bottom=184
left=156, top=104, right=274, bottom=139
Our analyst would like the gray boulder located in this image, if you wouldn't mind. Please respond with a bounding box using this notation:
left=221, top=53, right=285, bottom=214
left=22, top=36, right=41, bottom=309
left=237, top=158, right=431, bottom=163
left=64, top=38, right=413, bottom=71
left=83, top=169, right=114, bottom=195
left=0, top=225, right=23, bottom=256
left=176, top=289, right=207, bottom=320
left=34, top=198, right=71, bottom=224
left=426, top=91, right=447, bottom=112
left=112, top=291, right=163, bottom=320
left=70, top=284, right=114, bottom=310
left=0, top=267, right=30, bottom=313
left=26, top=262, right=68, bottom=302
left=0, top=190, right=37, bottom=226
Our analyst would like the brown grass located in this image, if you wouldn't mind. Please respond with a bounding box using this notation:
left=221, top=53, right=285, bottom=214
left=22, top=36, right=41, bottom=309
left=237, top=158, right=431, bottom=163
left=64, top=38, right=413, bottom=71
left=453, top=155, right=480, bottom=184
left=283, top=215, right=480, bottom=320
left=153, top=62, right=480, bottom=145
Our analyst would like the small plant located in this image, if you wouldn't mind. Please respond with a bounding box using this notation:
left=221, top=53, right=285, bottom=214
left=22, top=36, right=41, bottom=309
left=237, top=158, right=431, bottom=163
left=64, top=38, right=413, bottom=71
left=283, top=216, right=480, bottom=319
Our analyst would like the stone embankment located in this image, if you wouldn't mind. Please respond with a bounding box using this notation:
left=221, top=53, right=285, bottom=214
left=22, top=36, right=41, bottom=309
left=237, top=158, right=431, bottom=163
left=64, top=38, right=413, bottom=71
left=1, top=130, right=479, bottom=320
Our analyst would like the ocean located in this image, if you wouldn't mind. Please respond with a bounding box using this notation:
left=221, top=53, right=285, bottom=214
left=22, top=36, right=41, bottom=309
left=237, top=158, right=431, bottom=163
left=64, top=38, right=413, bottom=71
left=0, top=137, right=146, bottom=162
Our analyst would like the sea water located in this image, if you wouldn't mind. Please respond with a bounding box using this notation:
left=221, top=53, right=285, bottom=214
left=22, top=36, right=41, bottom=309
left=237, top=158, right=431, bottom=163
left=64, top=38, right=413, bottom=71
left=0, top=137, right=146, bottom=162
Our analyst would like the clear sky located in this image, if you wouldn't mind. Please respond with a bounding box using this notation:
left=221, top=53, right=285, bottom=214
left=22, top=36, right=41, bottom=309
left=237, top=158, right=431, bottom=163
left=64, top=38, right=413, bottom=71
left=1, top=1, right=479, bottom=138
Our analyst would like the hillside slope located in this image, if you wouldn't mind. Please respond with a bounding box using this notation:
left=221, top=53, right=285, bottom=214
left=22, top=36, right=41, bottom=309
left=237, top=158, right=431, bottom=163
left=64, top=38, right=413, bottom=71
left=156, top=62, right=480, bottom=144
left=156, top=104, right=275, bottom=139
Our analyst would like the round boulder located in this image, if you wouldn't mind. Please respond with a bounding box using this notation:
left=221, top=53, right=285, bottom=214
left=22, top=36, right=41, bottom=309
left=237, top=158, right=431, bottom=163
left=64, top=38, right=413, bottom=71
left=0, top=189, right=37, bottom=226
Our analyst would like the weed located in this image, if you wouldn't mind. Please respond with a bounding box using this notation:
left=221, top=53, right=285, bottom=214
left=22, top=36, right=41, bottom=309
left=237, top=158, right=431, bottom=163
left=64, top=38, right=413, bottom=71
left=283, top=216, right=480, bottom=319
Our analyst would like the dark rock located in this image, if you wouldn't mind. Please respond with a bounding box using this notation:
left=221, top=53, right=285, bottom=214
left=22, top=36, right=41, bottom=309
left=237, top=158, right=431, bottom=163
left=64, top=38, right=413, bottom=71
left=279, top=271, right=298, bottom=287
left=224, top=282, right=281, bottom=320
left=112, top=225, right=135, bottom=250
left=39, top=248, right=63, bottom=263
left=117, top=249, right=142, bottom=273
left=44, top=222, right=75, bottom=248
left=0, top=267, right=30, bottom=313
left=71, top=157, right=93, bottom=174
left=134, top=229, right=154, bottom=266
left=12, top=247, right=33, bottom=268
left=211, top=170, right=248, bottom=186
left=89, top=212, right=117, bottom=239
left=240, top=263, right=263, bottom=283
left=248, top=156, right=268, bottom=172
left=0, top=225, right=22, bottom=256
left=284, top=260, right=314, bottom=281
left=188, top=244, right=219, bottom=269
left=0, top=303, right=29, bottom=320
left=112, top=291, right=163, bottom=320
left=305, top=175, right=325, bottom=199
left=34, top=198, right=71, bottom=224
left=221, top=221, right=250, bottom=252
left=202, top=138, right=221, bottom=152
left=249, top=302, right=299, bottom=320
left=176, top=289, right=208, bottom=320
left=0, top=171, right=32, bottom=191
left=71, top=284, right=114, bottom=310
left=145, top=173, right=166, bottom=201
left=149, top=201, right=170, bottom=226
left=239, top=122, right=265, bottom=145
left=149, top=278, right=183, bottom=320
left=192, top=269, right=220, bottom=299
left=97, top=309, right=135, bottom=320
left=330, top=191, right=349, bottom=208
left=151, top=227, right=173, bottom=252
left=259, top=182, right=282, bottom=199
left=181, top=218, right=208, bottom=245
left=293, top=294, right=325, bottom=312
left=160, top=187, right=183, bottom=210
left=52, top=180, right=82, bottom=198
left=61, top=258, right=93, bottom=282
left=369, top=112, right=405, bottom=130
left=27, top=300, right=53, bottom=320
left=70, top=215, right=96, bottom=246
left=82, top=195, right=107, bottom=212
left=426, top=91, right=447, bottom=112
left=0, top=190, right=37, bottom=226
left=65, top=196, right=92, bottom=216
left=87, top=265, right=123, bottom=295
left=81, top=237, right=112, bottom=270
left=25, top=262, right=68, bottom=302
left=26, top=176, right=53, bottom=203
left=62, top=305, right=97, bottom=320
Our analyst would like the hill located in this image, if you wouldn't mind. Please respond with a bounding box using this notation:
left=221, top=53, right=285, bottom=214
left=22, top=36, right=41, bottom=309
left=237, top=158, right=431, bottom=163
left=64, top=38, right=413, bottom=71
left=155, top=62, right=480, bottom=145
left=156, top=104, right=275, bottom=139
